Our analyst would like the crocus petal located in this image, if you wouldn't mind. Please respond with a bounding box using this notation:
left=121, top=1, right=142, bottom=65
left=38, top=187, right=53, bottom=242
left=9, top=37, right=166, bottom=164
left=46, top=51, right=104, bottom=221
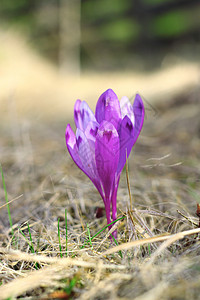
left=117, top=115, right=135, bottom=173
left=95, top=89, right=121, bottom=130
left=95, top=121, right=120, bottom=201
left=133, top=94, right=145, bottom=140
left=65, top=124, right=84, bottom=171
left=74, top=100, right=96, bottom=131
left=84, top=120, right=99, bottom=148
left=74, top=100, right=82, bottom=129
left=76, top=128, right=95, bottom=176
left=76, top=128, right=103, bottom=196
left=120, top=96, right=135, bottom=126
left=117, top=95, right=144, bottom=173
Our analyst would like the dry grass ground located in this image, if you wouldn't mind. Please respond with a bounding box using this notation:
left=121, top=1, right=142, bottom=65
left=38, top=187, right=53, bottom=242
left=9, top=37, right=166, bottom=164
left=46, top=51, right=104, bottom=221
left=0, top=30, right=200, bottom=299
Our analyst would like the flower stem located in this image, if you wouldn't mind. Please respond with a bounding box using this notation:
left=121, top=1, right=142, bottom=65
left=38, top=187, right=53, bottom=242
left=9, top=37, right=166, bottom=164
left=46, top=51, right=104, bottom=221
left=105, top=204, right=112, bottom=230
left=111, top=177, right=120, bottom=239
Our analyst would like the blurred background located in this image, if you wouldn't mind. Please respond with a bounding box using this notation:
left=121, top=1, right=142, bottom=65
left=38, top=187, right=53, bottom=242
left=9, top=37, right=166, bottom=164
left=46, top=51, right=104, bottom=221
left=0, top=0, right=199, bottom=120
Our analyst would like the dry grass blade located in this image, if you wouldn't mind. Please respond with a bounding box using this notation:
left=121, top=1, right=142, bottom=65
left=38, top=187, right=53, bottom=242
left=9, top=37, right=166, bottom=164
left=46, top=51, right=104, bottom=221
left=0, top=194, right=23, bottom=210
left=0, top=247, right=125, bottom=270
left=103, top=228, right=200, bottom=255
left=147, top=234, right=186, bottom=265
left=0, top=264, right=63, bottom=299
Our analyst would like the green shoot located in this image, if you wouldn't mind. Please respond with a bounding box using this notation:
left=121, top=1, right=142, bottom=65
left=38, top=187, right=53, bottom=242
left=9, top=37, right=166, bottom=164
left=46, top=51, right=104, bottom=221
left=0, top=164, right=15, bottom=245
left=18, top=226, right=39, bottom=269
left=91, top=215, right=125, bottom=241
left=111, top=234, right=123, bottom=258
left=64, top=277, right=77, bottom=295
left=58, top=217, right=63, bottom=258
left=18, top=227, right=34, bottom=251
left=65, top=209, right=68, bottom=257
left=81, top=215, right=125, bottom=249
left=27, top=223, right=40, bottom=269
left=27, top=223, right=35, bottom=254
left=86, top=223, right=93, bottom=250
left=148, top=243, right=151, bottom=256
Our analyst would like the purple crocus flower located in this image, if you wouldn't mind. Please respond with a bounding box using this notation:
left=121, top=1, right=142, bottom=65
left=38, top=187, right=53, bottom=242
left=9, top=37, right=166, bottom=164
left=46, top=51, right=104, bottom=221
left=65, top=89, right=144, bottom=238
